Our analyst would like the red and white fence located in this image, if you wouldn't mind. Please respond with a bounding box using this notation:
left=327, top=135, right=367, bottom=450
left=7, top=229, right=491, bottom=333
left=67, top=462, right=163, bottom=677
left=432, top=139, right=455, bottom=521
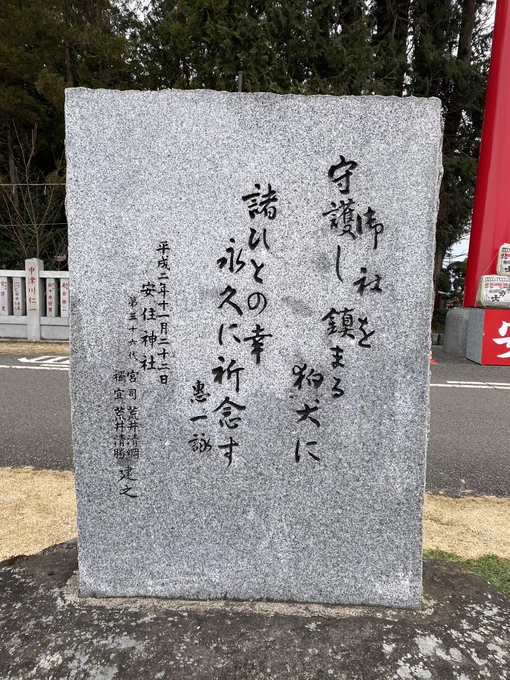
left=0, top=259, right=69, bottom=341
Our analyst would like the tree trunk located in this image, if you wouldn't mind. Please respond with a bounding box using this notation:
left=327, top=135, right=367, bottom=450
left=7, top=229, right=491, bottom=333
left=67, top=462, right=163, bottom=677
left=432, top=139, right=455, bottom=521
left=458, top=0, right=476, bottom=64
left=372, top=0, right=411, bottom=95
left=65, top=45, right=74, bottom=87
left=443, top=0, right=477, bottom=147
left=394, top=0, right=411, bottom=93
left=433, top=245, right=445, bottom=301
left=7, top=120, right=18, bottom=208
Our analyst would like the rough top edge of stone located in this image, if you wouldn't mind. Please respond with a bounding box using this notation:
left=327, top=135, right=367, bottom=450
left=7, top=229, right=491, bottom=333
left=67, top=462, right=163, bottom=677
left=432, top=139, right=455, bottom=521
left=64, top=86, right=442, bottom=109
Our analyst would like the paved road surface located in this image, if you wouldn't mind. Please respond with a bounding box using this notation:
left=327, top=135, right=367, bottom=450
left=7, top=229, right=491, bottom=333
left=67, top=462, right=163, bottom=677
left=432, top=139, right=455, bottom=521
left=0, top=348, right=509, bottom=496
left=427, top=347, right=510, bottom=497
left=0, top=354, right=71, bottom=471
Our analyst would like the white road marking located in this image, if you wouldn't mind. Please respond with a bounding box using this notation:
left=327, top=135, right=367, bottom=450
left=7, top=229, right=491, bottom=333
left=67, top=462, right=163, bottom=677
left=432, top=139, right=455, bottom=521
left=431, top=382, right=510, bottom=389
left=0, top=360, right=507, bottom=385
left=447, top=380, right=510, bottom=388
left=446, top=380, right=510, bottom=386
left=18, top=355, right=69, bottom=365
left=0, top=355, right=71, bottom=371
left=430, top=384, right=492, bottom=388
left=0, top=364, right=68, bottom=371
left=446, top=380, right=486, bottom=384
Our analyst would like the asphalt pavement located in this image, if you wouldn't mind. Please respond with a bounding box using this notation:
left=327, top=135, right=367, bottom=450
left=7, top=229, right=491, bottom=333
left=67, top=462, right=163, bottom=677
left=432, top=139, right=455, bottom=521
left=0, top=346, right=509, bottom=496
left=428, top=346, right=510, bottom=496
left=0, top=353, right=71, bottom=471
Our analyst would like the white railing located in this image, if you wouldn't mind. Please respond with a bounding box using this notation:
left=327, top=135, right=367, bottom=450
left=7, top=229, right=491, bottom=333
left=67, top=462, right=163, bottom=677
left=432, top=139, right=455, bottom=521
left=0, top=259, right=69, bottom=341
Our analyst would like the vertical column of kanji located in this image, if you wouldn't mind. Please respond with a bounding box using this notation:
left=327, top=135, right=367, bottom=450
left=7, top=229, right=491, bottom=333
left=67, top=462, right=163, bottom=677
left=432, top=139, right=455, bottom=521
left=110, top=293, right=137, bottom=500
left=289, top=156, right=384, bottom=465
left=12, top=277, right=25, bottom=315
left=0, top=276, right=10, bottom=315
left=291, top=354, right=323, bottom=463
left=25, top=258, right=44, bottom=341
left=46, top=278, right=57, bottom=316
left=110, top=291, right=141, bottom=501
left=187, top=184, right=277, bottom=468
left=155, top=241, right=171, bottom=386
left=60, top=279, right=69, bottom=317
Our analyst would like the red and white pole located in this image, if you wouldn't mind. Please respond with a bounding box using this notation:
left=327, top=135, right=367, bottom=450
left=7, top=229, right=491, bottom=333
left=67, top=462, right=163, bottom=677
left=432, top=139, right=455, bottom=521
left=463, top=0, right=510, bottom=307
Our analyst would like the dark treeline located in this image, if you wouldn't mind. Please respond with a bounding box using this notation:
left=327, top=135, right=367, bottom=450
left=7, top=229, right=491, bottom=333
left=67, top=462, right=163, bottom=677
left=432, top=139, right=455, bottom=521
left=0, top=0, right=493, bottom=287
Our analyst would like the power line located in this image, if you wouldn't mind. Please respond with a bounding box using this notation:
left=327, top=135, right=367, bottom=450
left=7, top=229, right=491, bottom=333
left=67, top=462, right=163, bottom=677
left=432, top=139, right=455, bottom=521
left=0, top=183, right=64, bottom=187
left=0, top=222, right=68, bottom=227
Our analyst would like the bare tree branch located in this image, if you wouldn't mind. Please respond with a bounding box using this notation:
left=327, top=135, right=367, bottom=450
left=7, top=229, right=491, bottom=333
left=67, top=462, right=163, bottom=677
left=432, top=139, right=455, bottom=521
left=0, top=124, right=66, bottom=268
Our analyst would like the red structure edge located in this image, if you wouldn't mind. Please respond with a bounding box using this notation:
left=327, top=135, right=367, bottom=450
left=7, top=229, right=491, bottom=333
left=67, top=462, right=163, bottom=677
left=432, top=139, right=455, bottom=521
left=463, top=0, right=510, bottom=307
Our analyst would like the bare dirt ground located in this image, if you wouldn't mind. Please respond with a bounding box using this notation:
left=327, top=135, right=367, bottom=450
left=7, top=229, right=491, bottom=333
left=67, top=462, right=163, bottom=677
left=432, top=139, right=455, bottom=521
left=0, top=341, right=69, bottom=355
left=1, top=467, right=509, bottom=562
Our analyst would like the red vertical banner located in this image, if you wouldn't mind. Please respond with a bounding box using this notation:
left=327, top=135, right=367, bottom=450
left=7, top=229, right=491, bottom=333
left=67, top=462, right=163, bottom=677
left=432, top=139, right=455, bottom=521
left=464, top=0, right=510, bottom=307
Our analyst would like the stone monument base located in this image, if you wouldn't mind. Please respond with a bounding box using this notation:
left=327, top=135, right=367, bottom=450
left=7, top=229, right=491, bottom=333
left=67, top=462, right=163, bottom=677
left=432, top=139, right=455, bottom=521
left=1, top=541, right=509, bottom=679
left=442, top=307, right=470, bottom=357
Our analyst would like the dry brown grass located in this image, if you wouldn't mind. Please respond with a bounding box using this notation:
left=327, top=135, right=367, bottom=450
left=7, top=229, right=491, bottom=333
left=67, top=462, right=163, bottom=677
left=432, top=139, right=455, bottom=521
left=0, top=341, right=69, bottom=355
left=1, top=468, right=510, bottom=562
left=0, top=467, right=76, bottom=561
left=424, top=493, right=510, bottom=559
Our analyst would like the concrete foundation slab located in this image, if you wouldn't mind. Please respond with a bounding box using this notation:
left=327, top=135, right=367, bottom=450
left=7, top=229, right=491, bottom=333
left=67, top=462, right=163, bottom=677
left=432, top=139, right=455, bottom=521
left=1, top=542, right=509, bottom=680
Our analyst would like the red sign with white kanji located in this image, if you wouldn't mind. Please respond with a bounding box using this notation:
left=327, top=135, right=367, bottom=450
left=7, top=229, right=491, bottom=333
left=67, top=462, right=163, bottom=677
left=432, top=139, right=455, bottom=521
left=481, top=309, right=510, bottom=365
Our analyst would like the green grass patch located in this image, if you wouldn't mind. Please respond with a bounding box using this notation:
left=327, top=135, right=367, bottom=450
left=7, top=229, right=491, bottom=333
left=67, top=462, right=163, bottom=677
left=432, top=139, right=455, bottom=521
left=424, top=549, right=510, bottom=598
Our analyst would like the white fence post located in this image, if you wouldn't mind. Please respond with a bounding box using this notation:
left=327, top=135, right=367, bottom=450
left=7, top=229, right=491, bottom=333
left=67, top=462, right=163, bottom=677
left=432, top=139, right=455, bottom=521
left=25, top=258, right=44, bottom=341
left=0, top=276, right=11, bottom=315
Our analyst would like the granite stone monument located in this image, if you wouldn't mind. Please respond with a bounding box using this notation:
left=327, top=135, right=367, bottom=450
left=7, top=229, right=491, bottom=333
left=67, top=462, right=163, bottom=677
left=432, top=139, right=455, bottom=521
left=66, top=89, right=442, bottom=607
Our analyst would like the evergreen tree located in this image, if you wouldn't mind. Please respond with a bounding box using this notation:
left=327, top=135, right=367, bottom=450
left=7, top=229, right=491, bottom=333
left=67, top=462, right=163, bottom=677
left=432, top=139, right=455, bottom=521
left=409, top=0, right=491, bottom=287
left=142, top=0, right=493, bottom=291
left=140, top=0, right=376, bottom=94
left=0, top=0, right=141, bottom=267
left=0, top=0, right=494, bottom=286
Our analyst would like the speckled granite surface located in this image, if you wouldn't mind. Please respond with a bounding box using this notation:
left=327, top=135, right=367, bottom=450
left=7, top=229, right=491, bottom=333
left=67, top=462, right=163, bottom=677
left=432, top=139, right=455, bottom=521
left=65, top=89, right=442, bottom=606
